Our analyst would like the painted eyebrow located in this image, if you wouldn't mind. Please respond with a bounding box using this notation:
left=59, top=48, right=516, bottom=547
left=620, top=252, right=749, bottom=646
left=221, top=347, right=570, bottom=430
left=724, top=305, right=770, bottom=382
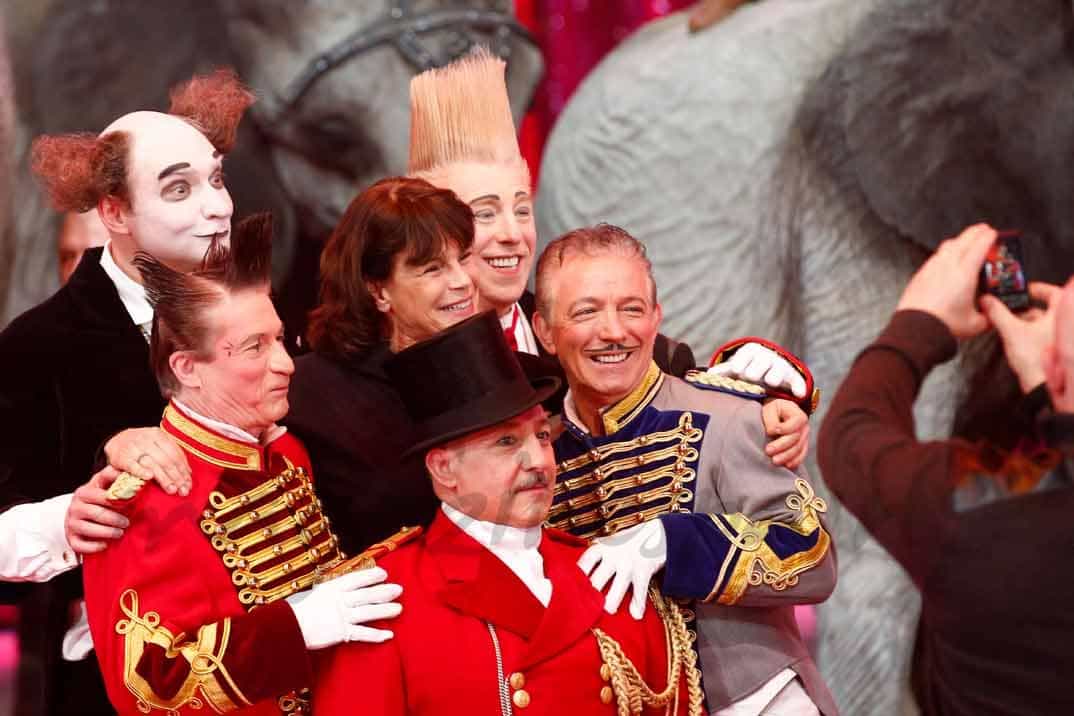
left=158, top=162, right=191, bottom=180
left=515, top=191, right=530, bottom=199
left=470, top=193, right=500, bottom=204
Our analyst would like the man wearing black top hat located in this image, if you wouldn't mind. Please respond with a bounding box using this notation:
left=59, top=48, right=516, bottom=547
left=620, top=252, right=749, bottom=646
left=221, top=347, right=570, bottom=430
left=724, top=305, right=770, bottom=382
left=314, top=311, right=704, bottom=716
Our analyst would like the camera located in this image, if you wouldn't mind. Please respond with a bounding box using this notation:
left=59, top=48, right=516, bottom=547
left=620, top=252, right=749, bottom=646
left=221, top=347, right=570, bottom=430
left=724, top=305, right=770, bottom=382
left=978, top=231, right=1030, bottom=312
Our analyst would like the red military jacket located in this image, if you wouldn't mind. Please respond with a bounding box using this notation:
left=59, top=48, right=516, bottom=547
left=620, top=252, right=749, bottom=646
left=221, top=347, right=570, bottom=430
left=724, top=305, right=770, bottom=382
left=84, top=402, right=344, bottom=715
left=314, top=510, right=699, bottom=715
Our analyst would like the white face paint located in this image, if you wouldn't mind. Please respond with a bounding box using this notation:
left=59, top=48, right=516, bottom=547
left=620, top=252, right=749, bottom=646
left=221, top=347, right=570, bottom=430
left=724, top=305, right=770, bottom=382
left=424, top=159, right=535, bottom=316
left=105, top=112, right=234, bottom=272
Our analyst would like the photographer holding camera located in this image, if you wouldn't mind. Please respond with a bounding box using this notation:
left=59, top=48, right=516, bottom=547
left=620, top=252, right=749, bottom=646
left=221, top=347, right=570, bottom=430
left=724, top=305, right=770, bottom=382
left=818, top=223, right=1072, bottom=715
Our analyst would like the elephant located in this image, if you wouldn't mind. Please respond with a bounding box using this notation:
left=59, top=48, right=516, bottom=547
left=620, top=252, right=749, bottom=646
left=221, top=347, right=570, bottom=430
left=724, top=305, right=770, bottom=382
left=535, top=0, right=1074, bottom=713
left=0, top=0, right=543, bottom=331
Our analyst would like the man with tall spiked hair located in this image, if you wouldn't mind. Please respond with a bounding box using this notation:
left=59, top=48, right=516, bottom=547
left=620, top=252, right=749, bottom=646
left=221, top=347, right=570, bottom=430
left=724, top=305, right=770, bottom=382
left=83, top=214, right=406, bottom=716
left=405, top=47, right=817, bottom=439
left=406, top=47, right=696, bottom=373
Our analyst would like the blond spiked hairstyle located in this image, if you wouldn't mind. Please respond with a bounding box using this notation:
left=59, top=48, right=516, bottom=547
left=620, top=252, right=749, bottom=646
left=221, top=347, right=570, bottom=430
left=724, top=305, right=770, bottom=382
left=408, top=47, right=524, bottom=178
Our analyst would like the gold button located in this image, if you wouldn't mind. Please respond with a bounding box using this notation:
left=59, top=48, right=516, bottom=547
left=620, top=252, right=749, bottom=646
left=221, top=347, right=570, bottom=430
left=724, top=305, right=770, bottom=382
left=600, top=664, right=612, bottom=681
left=512, top=689, right=531, bottom=708
left=600, top=686, right=614, bottom=704
left=508, top=673, right=525, bottom=690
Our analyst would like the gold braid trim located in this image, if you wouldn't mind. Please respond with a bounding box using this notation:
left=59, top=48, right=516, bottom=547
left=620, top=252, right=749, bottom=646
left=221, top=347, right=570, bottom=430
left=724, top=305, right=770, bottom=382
left=592, top=589, right=704, bottom=716
left=714, top=479, right=830, bottom=605
left=114, top=589, right=249, bottom=715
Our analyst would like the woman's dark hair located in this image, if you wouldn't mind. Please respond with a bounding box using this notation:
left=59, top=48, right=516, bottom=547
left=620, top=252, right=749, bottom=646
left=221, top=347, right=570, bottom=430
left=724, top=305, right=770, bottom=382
left=308, top=176, right=475, bottom=359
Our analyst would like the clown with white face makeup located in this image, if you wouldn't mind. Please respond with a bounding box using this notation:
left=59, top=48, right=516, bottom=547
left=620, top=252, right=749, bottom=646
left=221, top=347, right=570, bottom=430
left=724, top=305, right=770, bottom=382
left=94, top=112, right=233, bottom=274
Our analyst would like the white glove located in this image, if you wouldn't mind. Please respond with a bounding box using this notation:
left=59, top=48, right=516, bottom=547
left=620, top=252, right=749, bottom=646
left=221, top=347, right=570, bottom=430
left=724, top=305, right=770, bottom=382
left=289, top=567, right=402, bottom=649
left=708, top=342, right=807, bottom=399
left=578, top=519, right=666, bottom=621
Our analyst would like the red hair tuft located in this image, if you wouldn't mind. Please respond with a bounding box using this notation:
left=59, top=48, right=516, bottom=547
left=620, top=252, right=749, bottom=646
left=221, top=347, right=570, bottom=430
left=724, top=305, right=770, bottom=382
left=30, top=131, right=129, bottom=213
left=167, top=67, right=255, bottom=154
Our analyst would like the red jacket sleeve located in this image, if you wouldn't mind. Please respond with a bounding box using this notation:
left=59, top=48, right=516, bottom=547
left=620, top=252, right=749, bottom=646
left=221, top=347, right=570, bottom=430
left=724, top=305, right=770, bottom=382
left=84, top=487, right=312, bottom=714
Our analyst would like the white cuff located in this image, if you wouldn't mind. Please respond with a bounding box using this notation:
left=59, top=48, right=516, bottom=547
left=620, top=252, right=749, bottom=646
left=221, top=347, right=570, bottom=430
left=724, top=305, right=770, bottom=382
left=0, top=494, right=79, bottom=582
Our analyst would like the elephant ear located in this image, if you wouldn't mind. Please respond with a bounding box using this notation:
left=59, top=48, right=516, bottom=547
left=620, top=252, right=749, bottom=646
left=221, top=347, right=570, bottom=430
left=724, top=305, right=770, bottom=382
left=837, top=0, right=1074, bottom=281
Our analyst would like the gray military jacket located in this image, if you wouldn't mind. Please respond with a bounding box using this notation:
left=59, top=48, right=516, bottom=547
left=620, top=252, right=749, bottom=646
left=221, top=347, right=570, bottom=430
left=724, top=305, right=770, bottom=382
left=550, top=362, right=838, bottom=714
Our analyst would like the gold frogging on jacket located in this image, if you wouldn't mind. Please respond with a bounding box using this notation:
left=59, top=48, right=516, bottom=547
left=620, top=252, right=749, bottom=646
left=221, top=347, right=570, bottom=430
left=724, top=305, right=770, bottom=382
left=709, top=479, right=830, bottom=605
left=548, top=412, right=703, bottom=541
left=593, top=589, right=704, bottom=716
left=115, top=589, right=248, bottom=715
left=199, top=459, right=344, bottom=607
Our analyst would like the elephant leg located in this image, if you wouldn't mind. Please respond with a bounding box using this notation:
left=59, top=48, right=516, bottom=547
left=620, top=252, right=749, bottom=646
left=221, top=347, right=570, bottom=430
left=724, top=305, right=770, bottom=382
left=773, top=132, right=963, bottom=715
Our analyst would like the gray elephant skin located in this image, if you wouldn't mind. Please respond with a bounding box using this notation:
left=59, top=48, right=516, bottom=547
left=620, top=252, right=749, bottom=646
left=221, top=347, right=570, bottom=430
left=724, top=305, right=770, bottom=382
left=536, top=1, right=1074, bottom=714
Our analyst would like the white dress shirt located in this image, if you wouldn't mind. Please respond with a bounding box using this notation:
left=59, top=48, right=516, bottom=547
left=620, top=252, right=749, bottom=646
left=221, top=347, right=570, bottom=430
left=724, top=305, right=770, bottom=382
left=500, top=303, right=539, bottom=357
left=442, top=503, right=551, bottom=606
left=0, top=495, right=79, bottom=581
left=99, top=240, right=154, bottom=336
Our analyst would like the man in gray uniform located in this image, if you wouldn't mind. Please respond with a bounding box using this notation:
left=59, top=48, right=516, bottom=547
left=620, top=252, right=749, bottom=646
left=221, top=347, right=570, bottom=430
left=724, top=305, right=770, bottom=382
left=532, top=224, right=838, bottom=715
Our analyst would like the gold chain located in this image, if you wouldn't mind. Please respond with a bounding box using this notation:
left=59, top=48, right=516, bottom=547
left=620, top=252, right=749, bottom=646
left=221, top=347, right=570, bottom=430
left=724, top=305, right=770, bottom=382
left=592, top=589, right=704, bottom=715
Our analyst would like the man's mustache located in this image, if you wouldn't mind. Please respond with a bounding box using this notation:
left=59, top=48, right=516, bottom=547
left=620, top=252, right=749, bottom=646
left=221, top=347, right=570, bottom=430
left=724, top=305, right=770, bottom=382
left=584, top=343, right=641, bottom=354
left=514, top=470, right=551, bottom=492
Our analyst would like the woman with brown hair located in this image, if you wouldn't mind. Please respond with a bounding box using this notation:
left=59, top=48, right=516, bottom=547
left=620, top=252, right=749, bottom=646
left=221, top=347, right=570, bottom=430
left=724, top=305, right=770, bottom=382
left=285, top=176, right=478, bottom=554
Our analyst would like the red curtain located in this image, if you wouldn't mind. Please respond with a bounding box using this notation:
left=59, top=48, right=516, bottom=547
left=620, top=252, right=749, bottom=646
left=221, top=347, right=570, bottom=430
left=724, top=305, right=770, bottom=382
left=514, top=0, right=696, bottom=181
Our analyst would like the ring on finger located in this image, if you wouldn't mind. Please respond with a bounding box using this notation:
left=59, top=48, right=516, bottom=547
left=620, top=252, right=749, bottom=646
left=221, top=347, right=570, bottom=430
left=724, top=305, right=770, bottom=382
left=136, top=453, right=150, bottom=465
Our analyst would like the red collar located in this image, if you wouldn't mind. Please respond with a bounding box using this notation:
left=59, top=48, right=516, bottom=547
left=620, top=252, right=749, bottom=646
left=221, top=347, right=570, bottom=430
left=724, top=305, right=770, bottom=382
left=161, top=402, right=264, bottom=471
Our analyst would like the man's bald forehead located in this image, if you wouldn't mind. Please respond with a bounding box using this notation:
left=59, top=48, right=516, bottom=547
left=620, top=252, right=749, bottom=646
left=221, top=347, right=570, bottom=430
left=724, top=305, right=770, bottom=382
left=101, top=110, right=205, bottom=143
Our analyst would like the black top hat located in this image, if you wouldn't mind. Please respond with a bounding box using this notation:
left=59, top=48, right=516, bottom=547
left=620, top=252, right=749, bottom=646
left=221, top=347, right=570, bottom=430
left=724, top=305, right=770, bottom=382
left=385, top=311, right=560, bottom=457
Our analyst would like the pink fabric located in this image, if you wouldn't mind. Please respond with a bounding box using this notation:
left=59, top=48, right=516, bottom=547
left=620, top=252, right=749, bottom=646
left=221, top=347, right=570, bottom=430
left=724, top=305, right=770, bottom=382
left=515, top=0, right=695, bottom=181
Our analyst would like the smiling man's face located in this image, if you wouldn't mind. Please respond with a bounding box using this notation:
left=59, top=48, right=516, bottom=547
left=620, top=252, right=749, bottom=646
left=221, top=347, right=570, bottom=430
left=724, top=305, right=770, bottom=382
left=114, top=112, right=234, bottom=272
left=425, top=159, right=535, bottom=316
left=534, top=251, right=661, bottom=415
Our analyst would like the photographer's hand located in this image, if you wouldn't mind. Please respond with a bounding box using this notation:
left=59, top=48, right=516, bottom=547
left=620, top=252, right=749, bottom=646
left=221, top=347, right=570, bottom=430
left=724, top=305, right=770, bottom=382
left=896, top=223, right=996, bottom=339
left=981, top=282, right=1062, bottom=393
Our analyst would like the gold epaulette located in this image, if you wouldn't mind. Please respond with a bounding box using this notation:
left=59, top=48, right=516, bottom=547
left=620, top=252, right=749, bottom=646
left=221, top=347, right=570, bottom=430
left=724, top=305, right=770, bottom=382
left=319, top=526, right=423, bottom=582
left=105, top=472, right=148, bottom=501
left=683, top=369, right=766, bottom=398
